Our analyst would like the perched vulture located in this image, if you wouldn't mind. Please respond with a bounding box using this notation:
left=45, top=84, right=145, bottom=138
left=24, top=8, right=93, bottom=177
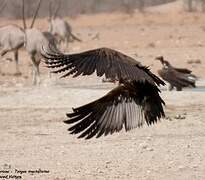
left=42, top=47, right=165, bottom=139
left=156, top=56, right=196, bottom=91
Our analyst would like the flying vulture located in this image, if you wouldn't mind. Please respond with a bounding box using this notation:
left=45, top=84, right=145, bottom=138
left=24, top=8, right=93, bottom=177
left=156, top=56, right=196, bottom=91
left=42, top=47, right=165, bottom=139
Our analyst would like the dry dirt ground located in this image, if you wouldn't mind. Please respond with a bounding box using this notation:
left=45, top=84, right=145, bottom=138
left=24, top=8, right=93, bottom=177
left=0, top=1, right=205, bottom=180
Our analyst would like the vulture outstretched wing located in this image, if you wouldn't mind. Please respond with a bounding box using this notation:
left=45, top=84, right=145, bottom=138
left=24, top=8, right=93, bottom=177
left=65, top=81, right=165, bottom=139
left=42, top=47, right=165, bottom=86
left=42, top=47, right=165, bottom=139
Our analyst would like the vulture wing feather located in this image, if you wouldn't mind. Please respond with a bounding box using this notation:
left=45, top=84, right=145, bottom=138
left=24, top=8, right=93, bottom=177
left=42, top=47, right=164, bottom=86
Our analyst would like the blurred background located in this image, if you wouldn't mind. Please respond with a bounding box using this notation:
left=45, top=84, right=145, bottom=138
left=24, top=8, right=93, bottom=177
left=1, top=0, right=205, bottom=19
left=1, top=0, right=205, bottom=87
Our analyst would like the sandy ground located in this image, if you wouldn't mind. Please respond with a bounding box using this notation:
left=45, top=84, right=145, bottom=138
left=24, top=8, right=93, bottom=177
left=0, top=1, right=205, bottom=180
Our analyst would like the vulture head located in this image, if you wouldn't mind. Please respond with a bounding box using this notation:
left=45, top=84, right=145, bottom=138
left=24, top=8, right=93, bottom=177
left=155, top=56, right=171, bottom=69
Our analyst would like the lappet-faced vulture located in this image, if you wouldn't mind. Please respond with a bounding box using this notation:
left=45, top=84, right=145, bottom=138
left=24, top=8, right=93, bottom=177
left=42, top=47, right=165, bottom=139
left=156, top=56, right=196, bottom=91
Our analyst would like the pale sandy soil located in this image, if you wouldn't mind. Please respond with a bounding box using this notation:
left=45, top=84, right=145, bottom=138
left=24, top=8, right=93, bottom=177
left=0, top=1, right=205, bottom=180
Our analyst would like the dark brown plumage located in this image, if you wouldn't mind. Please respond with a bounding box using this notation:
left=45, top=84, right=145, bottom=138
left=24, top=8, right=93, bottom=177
left=42, top=47, right=165, bottom=139
left=156, top=56, right=196, bottom=91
